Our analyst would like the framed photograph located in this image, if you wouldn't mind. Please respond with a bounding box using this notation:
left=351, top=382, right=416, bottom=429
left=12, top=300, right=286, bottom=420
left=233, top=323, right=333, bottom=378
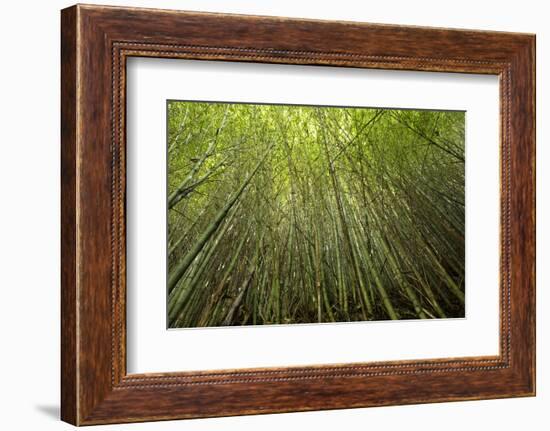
left=61, top=4, right=535, bottom=425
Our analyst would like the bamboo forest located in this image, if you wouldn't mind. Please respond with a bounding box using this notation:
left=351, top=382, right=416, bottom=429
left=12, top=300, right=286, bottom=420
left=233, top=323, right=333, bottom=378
left=167, top=101, right=465, bottom=328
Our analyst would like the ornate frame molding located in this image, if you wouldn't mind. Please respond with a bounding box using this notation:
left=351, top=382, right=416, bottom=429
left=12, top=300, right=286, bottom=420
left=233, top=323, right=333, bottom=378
left=61, top=5, right=535, bottom=425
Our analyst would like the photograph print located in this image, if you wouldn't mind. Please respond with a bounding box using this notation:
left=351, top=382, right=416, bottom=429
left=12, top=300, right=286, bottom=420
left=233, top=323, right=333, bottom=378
left=167, top=101, right=465, bottom=328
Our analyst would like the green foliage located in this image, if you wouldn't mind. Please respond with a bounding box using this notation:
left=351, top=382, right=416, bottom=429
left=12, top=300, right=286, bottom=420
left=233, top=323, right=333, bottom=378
left=167, top=101, right=465, bottom=327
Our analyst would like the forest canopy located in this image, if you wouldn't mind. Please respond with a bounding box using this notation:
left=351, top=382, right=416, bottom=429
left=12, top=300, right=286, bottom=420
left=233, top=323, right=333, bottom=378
left=167, top=101, right=465, bottom=328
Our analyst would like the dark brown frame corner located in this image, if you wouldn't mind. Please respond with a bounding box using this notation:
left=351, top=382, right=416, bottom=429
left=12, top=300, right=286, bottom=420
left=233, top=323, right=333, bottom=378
left=61, top=4, right=536, bottom=425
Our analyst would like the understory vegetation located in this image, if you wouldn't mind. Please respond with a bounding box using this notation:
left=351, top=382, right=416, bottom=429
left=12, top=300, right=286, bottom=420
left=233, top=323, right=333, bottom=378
left=167, top=101, right=465, bottom=328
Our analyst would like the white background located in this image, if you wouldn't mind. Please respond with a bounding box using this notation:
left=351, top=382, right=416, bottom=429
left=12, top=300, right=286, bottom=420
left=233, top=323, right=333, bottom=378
left=127, top=59, right=499, bottom=373
left=0, top=0, right=547, bottom=430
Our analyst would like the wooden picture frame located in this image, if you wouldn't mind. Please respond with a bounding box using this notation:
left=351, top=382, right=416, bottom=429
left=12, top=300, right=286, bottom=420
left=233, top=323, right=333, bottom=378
left=61, top=4, right=535, bottom=425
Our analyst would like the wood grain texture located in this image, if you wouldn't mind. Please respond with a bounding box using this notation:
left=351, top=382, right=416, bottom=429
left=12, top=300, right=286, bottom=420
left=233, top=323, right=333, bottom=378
left=60, top=5, right=78, bottom=425
left=60, top=4, right=535, bottom=425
